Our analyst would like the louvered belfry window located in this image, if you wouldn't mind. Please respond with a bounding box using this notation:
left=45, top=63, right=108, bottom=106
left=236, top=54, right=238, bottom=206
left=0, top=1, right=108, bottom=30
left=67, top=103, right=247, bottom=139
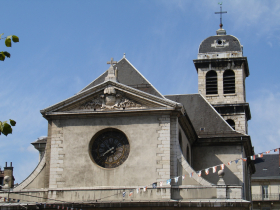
left=223, top=70, right=235, bottom=94
left=206, top=70, right=218, bottom=95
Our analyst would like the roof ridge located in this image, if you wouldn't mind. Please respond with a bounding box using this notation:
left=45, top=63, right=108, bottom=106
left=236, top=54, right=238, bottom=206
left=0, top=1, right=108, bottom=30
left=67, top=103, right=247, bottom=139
left=121, top=57, right=165, bottom=98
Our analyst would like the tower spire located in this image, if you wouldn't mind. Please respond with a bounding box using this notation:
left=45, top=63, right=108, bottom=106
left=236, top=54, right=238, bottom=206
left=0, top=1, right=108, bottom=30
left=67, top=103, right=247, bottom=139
left=215, top=3, right=227, bottom=35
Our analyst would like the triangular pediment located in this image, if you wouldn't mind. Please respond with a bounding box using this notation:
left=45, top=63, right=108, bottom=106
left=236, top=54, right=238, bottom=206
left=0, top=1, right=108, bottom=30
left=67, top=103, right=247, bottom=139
left=79, top=57, right=164, bottom=98
left=41, top=81, right=177, bottom=116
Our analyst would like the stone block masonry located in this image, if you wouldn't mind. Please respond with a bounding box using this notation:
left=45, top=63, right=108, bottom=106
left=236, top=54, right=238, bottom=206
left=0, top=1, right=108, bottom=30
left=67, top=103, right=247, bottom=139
left=156, top=115, right=171, bottom=199
left=156, top=115, right=170, bottom=182
left=49, top=120, right=65, bottom=189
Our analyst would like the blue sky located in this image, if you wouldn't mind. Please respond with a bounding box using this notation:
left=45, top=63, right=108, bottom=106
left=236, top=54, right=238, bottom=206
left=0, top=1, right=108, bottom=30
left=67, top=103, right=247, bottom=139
left=0, top=0, right=280, bottom=183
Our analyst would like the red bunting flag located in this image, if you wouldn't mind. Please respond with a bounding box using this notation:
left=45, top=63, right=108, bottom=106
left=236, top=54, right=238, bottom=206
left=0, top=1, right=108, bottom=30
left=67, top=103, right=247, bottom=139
left=205, top=168, right=209, bottom=175
left=258, top=153, right=263, bottom=158
left=242, top=158, right=247, bottom=162
left=274, top=148, right=279, bottom=152
left=227, top=161, right=231, bottom=165
left=265, top=151, right=270, bottom=154
left=220, top=164, right=225, bottom=170
left=197, top=171, right=201, bottom=177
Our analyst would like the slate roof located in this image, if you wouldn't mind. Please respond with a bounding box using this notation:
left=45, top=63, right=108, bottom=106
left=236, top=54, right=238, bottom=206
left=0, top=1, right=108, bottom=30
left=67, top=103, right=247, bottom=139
left=79, top=57, right=164, bottom=98
left=199, top=35, right=242, bottom=53
left=165, top=94, right=246, bottom=138
left=252, top=154, right=280, bottom=178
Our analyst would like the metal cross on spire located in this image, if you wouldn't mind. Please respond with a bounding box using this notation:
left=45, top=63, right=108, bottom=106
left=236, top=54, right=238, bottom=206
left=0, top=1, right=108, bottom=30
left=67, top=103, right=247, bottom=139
left=215, top=2, right=227, bottom=29
left=107, top=58, right=117, bottom=66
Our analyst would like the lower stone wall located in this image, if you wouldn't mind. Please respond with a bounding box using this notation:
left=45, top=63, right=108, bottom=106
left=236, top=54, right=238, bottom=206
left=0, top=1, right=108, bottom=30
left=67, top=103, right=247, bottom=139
left=9, top=188, right=172, bottom=203
left=5, top=186, right=243, bottom=204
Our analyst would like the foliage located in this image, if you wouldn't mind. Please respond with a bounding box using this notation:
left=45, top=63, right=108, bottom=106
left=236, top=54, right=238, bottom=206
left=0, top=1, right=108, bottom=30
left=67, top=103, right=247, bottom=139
left=0, top=120, right=16, bottom=136
left=0, top=33, right=18, bottom=136
left=0, top=33, right=19, bottom=61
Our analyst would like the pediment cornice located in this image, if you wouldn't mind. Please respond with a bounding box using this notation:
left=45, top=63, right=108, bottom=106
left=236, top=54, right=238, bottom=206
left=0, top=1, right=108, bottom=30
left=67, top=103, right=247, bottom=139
left=40, top=81, right=180, bottom=116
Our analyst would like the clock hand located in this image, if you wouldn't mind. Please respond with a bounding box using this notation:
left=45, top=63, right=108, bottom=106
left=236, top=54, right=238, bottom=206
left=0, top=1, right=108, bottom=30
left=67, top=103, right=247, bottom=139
left=102, top=147, right=114, bottom=156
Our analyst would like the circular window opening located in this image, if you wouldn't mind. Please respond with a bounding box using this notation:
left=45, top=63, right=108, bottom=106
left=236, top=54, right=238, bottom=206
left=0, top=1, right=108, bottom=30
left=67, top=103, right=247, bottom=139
left=89, top=128, right=130, bottom=169
left=217, top=39, right=222, bottom=45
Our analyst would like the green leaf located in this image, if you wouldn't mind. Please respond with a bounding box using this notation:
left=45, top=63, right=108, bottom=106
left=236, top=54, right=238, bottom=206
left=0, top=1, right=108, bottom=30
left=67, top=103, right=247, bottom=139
left=3, top=51, right=10, bottom=58
left=9, top=119, right=16, bottom=126
left=12, top=35, right=19, bottom=42
left=0, top=52, right=5, bottom=61
left=5, top=38, right=11, bottom=47
left=2, top=122, right=12, bottom=136
left=0, top=33, right=4, bottom=39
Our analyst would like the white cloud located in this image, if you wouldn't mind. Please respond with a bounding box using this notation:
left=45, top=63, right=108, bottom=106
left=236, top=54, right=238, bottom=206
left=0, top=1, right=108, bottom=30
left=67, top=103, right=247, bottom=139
left=225, top=1, right=280, bottom=40
left=249, top=89, right=280, bottom=153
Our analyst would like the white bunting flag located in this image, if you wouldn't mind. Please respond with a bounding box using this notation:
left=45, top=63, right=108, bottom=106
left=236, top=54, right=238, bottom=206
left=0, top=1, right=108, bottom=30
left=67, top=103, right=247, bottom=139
left=212, top=166, right=217, bottom=173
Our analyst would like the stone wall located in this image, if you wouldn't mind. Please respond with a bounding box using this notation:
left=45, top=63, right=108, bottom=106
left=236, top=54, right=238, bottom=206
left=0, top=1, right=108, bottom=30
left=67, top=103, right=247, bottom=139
left=192, top=145, right=244, bottom=186
left=46, top=114, right=169, bottom=191
left=198, top=68, right=246, bottom=104
left=223, top=114, right=247, bottom=134
left=197, top=66, right=248, bottom=134
left=156, top=115, right=171, bottom=198
left=49, top=120, right=65, bottom=189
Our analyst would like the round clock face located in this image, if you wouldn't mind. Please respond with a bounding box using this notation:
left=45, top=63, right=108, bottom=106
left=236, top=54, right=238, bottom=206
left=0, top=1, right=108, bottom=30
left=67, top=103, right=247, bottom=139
left=90, top=130, right=130, bottom=168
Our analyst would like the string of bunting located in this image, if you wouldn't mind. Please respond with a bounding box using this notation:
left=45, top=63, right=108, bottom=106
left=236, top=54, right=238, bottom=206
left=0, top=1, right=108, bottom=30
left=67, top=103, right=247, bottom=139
left=0, top=147, right=279, bottom=208
left=121, top=147, right=280, bottom=198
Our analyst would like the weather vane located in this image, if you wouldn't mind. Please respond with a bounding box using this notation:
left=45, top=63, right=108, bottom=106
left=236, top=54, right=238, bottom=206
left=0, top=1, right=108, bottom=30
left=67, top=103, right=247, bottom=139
left=215, top=2, right=227, bottom=29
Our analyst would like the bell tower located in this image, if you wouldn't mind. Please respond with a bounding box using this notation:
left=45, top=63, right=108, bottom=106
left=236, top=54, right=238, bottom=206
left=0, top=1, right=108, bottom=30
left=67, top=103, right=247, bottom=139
left=193, top=11, right=251, bottom=134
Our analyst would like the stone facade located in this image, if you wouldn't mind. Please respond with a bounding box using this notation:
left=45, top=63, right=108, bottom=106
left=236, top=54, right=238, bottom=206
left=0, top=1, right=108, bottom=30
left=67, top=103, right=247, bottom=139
left=1, top=28, right=255, bottom=210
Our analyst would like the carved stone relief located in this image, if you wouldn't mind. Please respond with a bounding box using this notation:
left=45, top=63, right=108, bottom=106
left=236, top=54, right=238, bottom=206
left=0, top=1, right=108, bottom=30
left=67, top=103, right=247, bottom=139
left=79, top=85, right=143, bottom=110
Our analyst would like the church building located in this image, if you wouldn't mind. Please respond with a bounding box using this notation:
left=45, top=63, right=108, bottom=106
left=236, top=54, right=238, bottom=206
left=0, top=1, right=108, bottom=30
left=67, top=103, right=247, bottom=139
left=2, top=22, right=255, bottom=210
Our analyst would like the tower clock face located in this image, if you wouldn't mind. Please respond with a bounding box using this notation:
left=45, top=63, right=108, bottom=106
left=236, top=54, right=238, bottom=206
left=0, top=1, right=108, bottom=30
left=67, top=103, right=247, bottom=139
left=90, top=130, right=130, bottom=168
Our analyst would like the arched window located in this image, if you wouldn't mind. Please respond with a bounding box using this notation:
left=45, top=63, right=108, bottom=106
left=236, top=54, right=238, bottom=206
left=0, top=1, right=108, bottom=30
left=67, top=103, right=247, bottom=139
left=226, top=119, right=235, bottom=130
left=223, top=70, right=235, bottom=94
left=186, top=145, right=190, bottom=163
left=206, top=70, right=218, bottom=95
left=179, top=131, right=182, bottom=151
